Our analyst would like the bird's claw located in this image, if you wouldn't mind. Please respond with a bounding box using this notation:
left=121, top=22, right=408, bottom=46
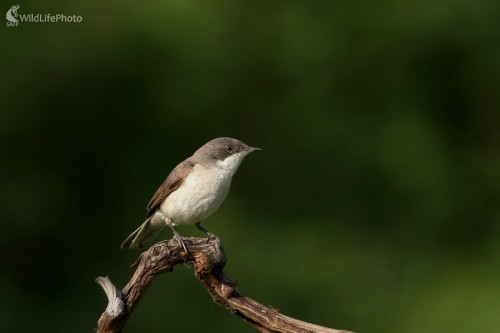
left=174, top=234, right=188, bottom=253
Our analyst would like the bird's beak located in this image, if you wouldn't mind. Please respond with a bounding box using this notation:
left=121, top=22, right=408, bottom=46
left=246, top=146, right=262, bottom=153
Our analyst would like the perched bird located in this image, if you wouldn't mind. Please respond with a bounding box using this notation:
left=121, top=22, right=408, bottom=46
left=121, top=137, right=260, bottom=250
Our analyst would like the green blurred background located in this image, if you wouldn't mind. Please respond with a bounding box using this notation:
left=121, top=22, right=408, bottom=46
left=1, top=0, right=499, bottom=332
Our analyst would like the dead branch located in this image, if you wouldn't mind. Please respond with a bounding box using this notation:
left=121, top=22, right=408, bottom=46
left=95, top=236, right=353, bottom=333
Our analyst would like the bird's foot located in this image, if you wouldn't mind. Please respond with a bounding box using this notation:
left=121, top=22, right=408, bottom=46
left=174, top=233, right=188, bottom=253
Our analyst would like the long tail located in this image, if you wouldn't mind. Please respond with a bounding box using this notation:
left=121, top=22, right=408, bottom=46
left=121, top=217, right=165, bottom=249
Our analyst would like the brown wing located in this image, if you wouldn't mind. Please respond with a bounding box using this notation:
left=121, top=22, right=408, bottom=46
left=146, top=159, right=194, bottom=218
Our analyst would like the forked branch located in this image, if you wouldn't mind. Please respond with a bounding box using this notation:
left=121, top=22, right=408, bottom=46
left=96, top=237, right=353, bottom=333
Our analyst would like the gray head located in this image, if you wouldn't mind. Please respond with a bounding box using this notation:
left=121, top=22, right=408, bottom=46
left=193, top=137, right=260, bottom=172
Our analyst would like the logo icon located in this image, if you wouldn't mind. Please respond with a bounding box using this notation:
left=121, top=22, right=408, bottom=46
left=5, top=4, right=84, bottom=27
left=6, top=4, right=20, bottom=27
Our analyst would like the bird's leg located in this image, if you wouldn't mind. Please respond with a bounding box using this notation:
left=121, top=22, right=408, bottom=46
left=196, top=222, right=215, bottom=238
left=164, top=219, right=187, bottom=252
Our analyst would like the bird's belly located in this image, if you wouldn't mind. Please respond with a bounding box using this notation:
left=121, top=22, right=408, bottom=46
left=160, top=167, right=231, bottom=225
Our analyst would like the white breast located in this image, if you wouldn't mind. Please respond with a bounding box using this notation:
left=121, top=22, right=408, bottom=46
left=160, top=156, right=242, bottom=225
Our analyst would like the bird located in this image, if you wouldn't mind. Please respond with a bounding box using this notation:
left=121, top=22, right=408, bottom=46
left=121, top=137, right=260, bottom=251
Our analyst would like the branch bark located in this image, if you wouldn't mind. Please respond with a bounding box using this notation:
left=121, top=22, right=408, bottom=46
left=96, top=236, right=353, bottom=333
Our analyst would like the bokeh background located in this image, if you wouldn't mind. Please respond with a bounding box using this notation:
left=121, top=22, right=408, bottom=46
left=1, top=0, right=499, bottom=332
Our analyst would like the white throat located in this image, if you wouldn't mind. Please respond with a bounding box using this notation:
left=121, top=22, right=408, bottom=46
left=215, top=152, right=247, bottom=177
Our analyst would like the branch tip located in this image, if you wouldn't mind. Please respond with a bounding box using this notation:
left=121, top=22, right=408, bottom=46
left=96, top=276, right=124, bottom=317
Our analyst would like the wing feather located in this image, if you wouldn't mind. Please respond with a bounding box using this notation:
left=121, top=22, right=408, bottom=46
left=146, top=159, right=194, bottom=217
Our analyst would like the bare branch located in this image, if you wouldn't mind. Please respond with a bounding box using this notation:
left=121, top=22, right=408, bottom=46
left=96, top=237, right=353, bottom=333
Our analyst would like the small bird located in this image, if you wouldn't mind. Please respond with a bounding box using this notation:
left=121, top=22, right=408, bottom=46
left=121, top=137, right=260, bottom=250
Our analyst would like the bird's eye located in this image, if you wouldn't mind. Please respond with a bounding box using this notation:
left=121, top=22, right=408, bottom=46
left=226, top=145, right=233, bottom=153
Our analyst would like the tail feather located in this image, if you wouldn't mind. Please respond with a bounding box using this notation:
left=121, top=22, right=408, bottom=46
left=121, top=217, right=165, bottom=249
